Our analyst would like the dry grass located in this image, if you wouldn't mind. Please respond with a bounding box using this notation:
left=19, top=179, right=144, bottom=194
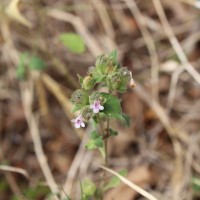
left=0, top=0, right=200, bottom=199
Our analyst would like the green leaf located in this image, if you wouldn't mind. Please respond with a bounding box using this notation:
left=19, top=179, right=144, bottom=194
left=86, top=131, right=103, bottom=150
left=89, top=131, right=99, bottom=139
left=29, top=56, right=46, bottom=71
left=77, top=74, right=84, bottom=85
left=85, top=136, right=103, bottom=150
left=16, top=52, right=46, bottom=79
left=72, top=105, right=82, bottom=113
left=117, top=79, right=128, bottom=93
left=109, top=129, right=118, bottom=136
left=100, top=92, right=122, bottom=120
left=109, top=50, right=117, bottom=64
left=95, top=137, right=104, bottom=148
left=16, top=52, right=29, bottom=80
left=59, top=33, right=85, bottom=54
left=81, top=179, right=96, bottom=198
left=94, top=75, right=106, bottom=83
left=192, top=177, right=200, bottom=191
left=16, top=64, right=26, bottom=80
left=103, top=169, right=127, bottom=191
left=121, top=113, right=130, bottom=127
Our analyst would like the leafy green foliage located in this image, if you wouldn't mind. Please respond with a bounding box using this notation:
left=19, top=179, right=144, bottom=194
left=100, top=92, right=122, bottom=120
left=109, top=129, right=118, bottom=136
left=70, top=89, right=89, bottom=112
left=69, top=50, right=133, bottom=200
left=70, top=50, right=132, bottom=125
left=29, top=55, right=46, bottom=71
left=85, top=131, right=103, bottom=150
left=108, top=50, right=117, bottom=64
left=192, top=177, right=200, bottom=191
left=59, top=33, right=85, bottom=54
left=121, top=113, right=130, bottom=127
left=103, top=169, right=127, bottom=191
left=11, top=185, right=50, bottom=200
left=16, top=52, right=29, bottom=79
left=81, top=179, right=96, bottom=200
left=16, top=52, right=46, bottom=80
left=117, top=78, right=128, bottom=93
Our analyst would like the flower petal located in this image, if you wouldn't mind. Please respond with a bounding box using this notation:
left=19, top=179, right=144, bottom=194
left=93, top=108, right=99, bottom=113
left=81, top=122, right=85, bottom=127
left=99, top=105, right=104, bottom=110
left=75, top=123, right=81, bottom=128
left=90, top=104, right=94, bottom=109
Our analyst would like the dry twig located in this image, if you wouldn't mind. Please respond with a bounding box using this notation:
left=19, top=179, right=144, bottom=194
left=21, top=80, right=59, bottom=200
left=61, top=133, right=89, bottom=198
left=0, top=165, right=29, bottom=179
left=124, top=0, right=160, bottom=102
left=152, top=0, right=200, bottom=110
left=101, top=166, right=158, bottom=200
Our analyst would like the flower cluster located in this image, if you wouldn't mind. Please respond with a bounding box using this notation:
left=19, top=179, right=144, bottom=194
left=71, top=115, right=85, bottom=129
left=71, top=101, right=104, bottom=128
left=70, top=50, right=132, bottom=128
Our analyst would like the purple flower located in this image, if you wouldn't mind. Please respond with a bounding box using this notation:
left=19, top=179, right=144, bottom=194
left=90, top=100, right=104, bottom=113
left=71, top=115, right=85, bottom=128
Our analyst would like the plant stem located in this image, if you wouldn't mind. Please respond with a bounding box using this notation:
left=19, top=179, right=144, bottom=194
left=97, top=116, right=110, bottom=200
left=101, top=117, right=110, bottom=199
left=104, top=117, right=110, bottom=166
left=97, top=113, right=104, bottom=136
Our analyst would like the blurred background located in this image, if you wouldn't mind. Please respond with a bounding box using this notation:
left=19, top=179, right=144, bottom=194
left=1, top=0, right=200, bottom=199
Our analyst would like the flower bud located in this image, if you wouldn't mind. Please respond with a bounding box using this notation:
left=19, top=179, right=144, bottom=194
left=81, top=106, right=93, bottom=121
left=106, top=72, right=122, bottom=90
left=120, top=67, right=131, bottom=81
left=95, top=54, right=116, bottom=75
left=116, top=67, right=132, bottom=92
left=70, top=89, right=88, bottom=107
left=89, top=92, right=106, bottom=105
left=82, top=75, right=95, bottom=90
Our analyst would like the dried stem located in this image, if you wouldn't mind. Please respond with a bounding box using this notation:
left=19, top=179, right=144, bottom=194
left=21, top=80, right=59, bottom=200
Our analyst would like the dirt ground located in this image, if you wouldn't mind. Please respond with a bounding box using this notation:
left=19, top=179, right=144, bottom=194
left=1, top=0, right=200, bottom=199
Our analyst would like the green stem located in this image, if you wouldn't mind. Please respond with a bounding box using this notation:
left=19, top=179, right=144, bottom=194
left=97, top=113, right=104, bottom=136
left=104, top=117, right=110, bottom=166
left=101, top=117, right=110, bottom=200
left=97, top=115, right=110, bottom=200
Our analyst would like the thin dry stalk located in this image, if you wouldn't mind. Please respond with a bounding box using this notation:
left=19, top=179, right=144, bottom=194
left=61, top=133, right=89, bottom=198
left=167, top=67, right=184, bottom=111
left=91, top=0, right=115, bottom=39
left=152, top=0, right=200, bottom=85
left=124, top=0, right=160, bottom=102
left=20, top=81, right=59, bottom=200
left=0, top=147, right=25, bottom=199
left=41, top=73, right=84, bottom=139
left=134, top=82, right=187, bottom=153
left=42, top=73, right=73, bottom=119
left=101, top=166, right=158, bottom=200
left=35, top=76, right=49, bottom=116
left=0, top=165, right=29, bottom=179
left=1, top=19, right=60, bottom=199
left=135, top=16, right=198, bottom=48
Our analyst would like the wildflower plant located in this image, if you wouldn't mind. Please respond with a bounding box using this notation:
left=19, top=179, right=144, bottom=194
left=70, top=50, right=134, bottom=199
